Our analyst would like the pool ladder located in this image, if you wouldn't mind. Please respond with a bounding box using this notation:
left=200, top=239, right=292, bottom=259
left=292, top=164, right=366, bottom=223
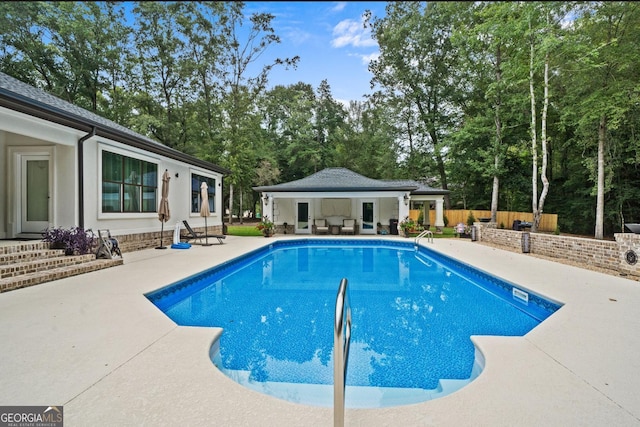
left=334, top=278, right=352, bottom=427
left=414, top=229, right=434, bottom=245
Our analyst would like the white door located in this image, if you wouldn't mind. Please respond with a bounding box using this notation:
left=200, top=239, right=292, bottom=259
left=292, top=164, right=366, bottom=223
left=20, top=154, right=51, bottom=234
left=295, top=200, right=311, bottom=234
left=360, top=200, right=376, bottom=235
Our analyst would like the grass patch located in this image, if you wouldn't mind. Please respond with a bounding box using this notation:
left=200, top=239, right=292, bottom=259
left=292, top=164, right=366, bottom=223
left=226, top=225, right=262, bottom=236
left=404, top=227, right=457, bottom=238
left=437, top=227, right=457, bottom=238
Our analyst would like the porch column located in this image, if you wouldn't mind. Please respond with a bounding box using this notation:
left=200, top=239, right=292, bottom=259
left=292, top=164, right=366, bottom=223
left=398, top=194, right=410, bottom=220
left=262, top=193, right=273, bottom=222
left=435, top=198, right=445, bottom=231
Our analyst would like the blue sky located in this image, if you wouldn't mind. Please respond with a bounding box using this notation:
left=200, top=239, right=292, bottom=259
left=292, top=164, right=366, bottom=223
left=243, top=1, right=387, bottom=103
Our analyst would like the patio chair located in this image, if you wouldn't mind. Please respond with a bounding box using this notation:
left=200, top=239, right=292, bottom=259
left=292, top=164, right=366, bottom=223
left=342, top=219, right=356, bottom=235
left=313, top=219, right=330, bottom=234
left=181, top=220, right=226, bottom=245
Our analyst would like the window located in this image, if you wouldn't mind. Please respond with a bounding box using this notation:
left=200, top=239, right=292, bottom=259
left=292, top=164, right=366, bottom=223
left=191, top=173, right=216, bottom=214
left=102, top=151, right=157, bottom=213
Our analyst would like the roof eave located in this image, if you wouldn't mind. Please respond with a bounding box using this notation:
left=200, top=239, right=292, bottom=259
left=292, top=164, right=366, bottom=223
left=0, top=90, right=231, bottom=176
left=253, top=186, right=418, bottom=192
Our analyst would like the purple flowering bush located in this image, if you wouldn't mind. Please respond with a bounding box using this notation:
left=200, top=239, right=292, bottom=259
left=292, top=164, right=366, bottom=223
left=42, top=226, right=97, bottom=255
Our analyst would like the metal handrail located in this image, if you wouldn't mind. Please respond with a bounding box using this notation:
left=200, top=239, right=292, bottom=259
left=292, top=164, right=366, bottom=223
left=334, top=278, right=352, bottom=427
left=414, top=229, right=434, bottom=245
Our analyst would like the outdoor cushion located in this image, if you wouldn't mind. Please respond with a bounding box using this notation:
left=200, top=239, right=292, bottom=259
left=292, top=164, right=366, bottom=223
left=342, top=219, right=355, bottom=234
left=314, top=219, right=329, bottom=234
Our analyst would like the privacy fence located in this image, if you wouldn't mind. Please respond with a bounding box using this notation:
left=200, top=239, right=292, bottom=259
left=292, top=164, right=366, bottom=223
left=409, top=209, right=558, bottom=233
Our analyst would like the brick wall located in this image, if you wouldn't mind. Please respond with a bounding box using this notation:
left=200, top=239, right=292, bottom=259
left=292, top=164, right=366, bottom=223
left=616, top=233, right=640, bottom=277
left=114, top=225, right=224, bottom=253
left=477, top=223, right=640, bottom=280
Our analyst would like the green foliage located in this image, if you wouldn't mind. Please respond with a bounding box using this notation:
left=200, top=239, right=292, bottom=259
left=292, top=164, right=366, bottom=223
left=466, top=211, right=476, bottom=226
left=226, top=225, right=262, bottom=237
left=2, top=1, right=640, bottom=238
left=255, top=216, right=275, bottom=236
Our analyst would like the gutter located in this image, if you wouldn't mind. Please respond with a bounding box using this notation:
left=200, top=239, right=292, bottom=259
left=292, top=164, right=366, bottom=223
left=0, top=88, right=231, bottom=176
left=78, top=126, right=97, bottom=228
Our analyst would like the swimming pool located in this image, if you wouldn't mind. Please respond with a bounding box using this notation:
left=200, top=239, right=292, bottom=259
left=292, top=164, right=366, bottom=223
left=146, top=239, right=562, bottom=408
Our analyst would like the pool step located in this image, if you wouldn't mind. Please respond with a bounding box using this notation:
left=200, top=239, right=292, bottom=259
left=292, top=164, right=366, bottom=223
left=0, top=241, right=123, bottom=293
left=215, top=367, right=471, bottom=408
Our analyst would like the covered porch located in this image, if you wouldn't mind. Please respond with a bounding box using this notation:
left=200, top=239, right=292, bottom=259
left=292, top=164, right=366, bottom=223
left=253, top=168, right=448, bottom=236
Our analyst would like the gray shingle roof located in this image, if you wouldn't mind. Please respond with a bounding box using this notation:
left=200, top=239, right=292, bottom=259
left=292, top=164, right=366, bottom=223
left=0, top=71, right=230, bottom=175
left=384, top=179, right=450, bottom=195
left=254, top=168, right=420, bottom=192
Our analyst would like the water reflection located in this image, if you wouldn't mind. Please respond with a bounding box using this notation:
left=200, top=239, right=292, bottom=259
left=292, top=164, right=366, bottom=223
left=163, top=245, right=541, bottom=391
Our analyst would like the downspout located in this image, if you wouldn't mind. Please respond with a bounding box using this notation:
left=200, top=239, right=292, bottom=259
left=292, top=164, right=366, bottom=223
left=78, top=127, right=97, bottom=229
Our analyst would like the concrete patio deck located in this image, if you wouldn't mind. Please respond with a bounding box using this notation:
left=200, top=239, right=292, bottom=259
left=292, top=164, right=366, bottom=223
left=1, top=235, right=639, bottom=426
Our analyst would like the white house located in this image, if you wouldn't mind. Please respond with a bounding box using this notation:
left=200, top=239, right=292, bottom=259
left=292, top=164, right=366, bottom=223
left=253, top=168, right=449, bottom=235
left=0, top=72, right=230, bottom=246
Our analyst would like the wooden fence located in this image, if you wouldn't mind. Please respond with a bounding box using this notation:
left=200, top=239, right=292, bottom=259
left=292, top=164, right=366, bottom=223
left=409, top=209, right=558, bottom=233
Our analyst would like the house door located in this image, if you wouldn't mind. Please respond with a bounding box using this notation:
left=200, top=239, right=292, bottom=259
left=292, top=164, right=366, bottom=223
left=295, top=200, right=311, bottom=234
left=20, top=154, right=51, bottom=234
left=360, top=200, right=376, bottom=235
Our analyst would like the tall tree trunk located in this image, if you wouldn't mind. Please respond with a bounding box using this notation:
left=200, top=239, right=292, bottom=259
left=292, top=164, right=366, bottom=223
left=228, top=183, right=234, bottom=224
left=239, top=186, right=243, bottom=224
left=533, top=53, right=551, bottom=232
left=529, top=22, right=539, bottom=227
left=491, top=44, right=503, bottom=224
left=595, top=114, right=606, bottom=239
left=434, top=148, right=450, bottom=209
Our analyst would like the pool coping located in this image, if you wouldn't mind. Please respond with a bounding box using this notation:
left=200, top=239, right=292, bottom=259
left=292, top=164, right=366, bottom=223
left=1, top=235, right=639, bottom=426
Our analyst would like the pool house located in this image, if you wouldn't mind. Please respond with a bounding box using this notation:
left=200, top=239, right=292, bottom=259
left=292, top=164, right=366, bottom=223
left=253, top=167, right=449, bottom=235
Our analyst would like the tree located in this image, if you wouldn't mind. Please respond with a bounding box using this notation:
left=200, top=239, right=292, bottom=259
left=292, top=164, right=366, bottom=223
left=518, top=2, right=567, bottom=232
left=368, top=2, right=467, bottom=208
left=561, top=2, right=640, bottom=238
left=217, top=5, right=299, bottom=223
left=260, top=83, right=316, bottom=182
left=131, top=1, right=194, bottom=148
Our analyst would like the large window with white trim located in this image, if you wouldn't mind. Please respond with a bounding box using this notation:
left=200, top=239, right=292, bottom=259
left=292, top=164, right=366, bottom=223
left=191, top=173, right=216, bottom=214
left=102, top=151, right=157, bottom=213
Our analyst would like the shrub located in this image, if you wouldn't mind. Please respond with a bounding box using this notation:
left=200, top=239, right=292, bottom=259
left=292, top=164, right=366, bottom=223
left=399, top=216, right=416, bottom=232
left=255, top=216, right=275, bottom=235
left=466, top=211, right=476, bottom=226
left=42, top=226, right=97, bottom=255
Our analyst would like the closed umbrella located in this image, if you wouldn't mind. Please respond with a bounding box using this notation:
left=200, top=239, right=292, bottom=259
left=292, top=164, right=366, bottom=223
left=156, top=169, right=171, bottom=249
left=200, top=181, right=212, bottom=246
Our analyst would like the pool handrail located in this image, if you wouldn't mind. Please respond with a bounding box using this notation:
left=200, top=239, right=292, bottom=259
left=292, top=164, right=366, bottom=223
left=334, top=278, right=351, bottom=427
left=414, top=229, right=434, bottom=245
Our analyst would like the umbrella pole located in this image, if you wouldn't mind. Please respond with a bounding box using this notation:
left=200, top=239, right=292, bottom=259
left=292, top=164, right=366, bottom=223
left=156, top=218, right=167, bottom=249
left=203, top=216, right=212, bottom=246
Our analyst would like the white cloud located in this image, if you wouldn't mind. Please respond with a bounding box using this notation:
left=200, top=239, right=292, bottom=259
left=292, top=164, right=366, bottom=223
left=330, top=2, right=347, bottom=13
left=284, top=27, right=312, bottom=46
left=359, top=52, right=379, bottom=65
left=331, top=17, right=377, bottom=48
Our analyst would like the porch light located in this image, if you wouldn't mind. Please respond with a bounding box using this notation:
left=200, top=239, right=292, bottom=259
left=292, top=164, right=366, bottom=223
left=404, top=193, right=410, bottom=206
left=263, top=194, right=270, bottom=205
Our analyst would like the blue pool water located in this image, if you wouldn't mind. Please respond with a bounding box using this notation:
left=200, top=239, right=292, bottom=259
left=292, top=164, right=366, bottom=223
left=146, top=239, right=561, bottom=408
